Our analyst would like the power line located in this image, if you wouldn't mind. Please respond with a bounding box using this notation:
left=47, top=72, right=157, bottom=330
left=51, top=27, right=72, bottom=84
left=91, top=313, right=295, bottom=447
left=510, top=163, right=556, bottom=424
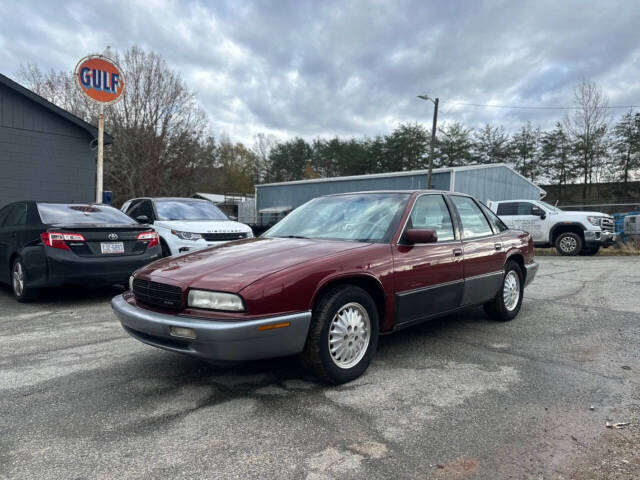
left=440, top=101, right=640, bottom=110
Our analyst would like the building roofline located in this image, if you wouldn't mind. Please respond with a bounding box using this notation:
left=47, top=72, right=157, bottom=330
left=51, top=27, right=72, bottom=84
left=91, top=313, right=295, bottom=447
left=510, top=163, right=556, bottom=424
left=257, top=163, right=545, bottom=194
left=0, top=72, right=114, bottom=144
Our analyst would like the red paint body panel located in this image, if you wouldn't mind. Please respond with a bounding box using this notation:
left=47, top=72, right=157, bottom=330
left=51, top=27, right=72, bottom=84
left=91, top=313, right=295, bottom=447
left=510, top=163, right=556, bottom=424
left=131, top=191, right=535, bottom=331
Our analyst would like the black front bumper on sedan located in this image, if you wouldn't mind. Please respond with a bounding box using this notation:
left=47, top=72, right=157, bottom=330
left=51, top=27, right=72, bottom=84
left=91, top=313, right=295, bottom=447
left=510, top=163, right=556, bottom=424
left=22, top=245, right=161, bottom=288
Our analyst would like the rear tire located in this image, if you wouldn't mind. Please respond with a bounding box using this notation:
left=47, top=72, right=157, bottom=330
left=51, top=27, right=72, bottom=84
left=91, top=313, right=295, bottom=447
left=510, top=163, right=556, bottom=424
left=555, top=232, right=583, bottom=256
left=11, top=257, right=38, bottom=303
left=160, top=239, right=172, bottom=257
left=301, top=285, right=379, bottom=384
left=483, top=261, right=524, bottom=321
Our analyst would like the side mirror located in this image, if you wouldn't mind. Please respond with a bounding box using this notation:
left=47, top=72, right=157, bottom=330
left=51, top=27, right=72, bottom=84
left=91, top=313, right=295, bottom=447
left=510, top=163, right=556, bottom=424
left=531, top=207, right=546, bottom=220
left=135, top=215, right=149, bottom=223
left=406, top=229, right=438, bottom=244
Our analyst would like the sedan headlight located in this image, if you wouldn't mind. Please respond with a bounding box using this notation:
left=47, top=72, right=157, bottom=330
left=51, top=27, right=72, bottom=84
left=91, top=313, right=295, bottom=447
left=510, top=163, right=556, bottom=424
left=187, top=289, right=245, bottom=311
left=171, top=230, right=203, bottom=241
left=587, top=216, right=602, bottom=226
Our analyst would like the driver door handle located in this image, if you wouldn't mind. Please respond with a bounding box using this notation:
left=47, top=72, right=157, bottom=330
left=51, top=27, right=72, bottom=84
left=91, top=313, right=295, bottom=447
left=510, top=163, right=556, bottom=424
left=453, top=248, right=463, bottom=257
left=494, top=243, right=502, bottom=251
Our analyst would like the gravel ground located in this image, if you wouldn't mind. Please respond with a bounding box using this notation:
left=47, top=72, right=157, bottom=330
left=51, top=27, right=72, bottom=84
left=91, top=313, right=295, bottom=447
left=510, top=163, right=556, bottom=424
left=0, top=257, right=638, bottom=479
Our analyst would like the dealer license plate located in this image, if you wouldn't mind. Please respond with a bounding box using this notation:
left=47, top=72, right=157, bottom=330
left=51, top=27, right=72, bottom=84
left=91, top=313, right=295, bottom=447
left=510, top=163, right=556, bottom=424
left=101, top=242, right=125, bottom=254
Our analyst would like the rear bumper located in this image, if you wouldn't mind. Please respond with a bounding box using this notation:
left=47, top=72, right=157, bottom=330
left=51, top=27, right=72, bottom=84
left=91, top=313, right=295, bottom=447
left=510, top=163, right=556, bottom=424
left=524, top=261, right=538, bottom=287
left=111, top=294, right=312, bottom=363
left=31, top=247, right=161, bottom=287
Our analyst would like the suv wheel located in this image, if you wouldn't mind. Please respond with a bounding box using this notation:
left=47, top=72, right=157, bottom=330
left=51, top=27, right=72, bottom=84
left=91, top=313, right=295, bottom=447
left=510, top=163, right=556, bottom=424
left=301, top=285, right=379, bottom=384
left=484, top=261, right=524, bottom=321
left=11, top=257, right=37, bottom=302
left=555, top=232, right=582, bottom=256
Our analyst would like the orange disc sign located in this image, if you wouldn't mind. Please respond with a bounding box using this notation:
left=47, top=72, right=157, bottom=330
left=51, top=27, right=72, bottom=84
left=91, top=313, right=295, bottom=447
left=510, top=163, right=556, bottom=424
left=74, top=55, right=125, bottom=104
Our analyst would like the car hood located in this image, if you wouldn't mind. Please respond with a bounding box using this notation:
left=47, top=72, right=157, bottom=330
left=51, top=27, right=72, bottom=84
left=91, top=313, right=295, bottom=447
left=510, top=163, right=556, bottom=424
left=153, top=219, right=251, bottom=233
left=138, top=237, right=371, bottom=292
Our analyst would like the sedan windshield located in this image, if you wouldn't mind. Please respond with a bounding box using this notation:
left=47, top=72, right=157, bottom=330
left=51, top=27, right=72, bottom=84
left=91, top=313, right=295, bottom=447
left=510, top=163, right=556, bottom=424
left=264, top=193, right=410, bottom=243
left=155, top=201, right=228, bottom=221
left=38, top=204, right=135, bottom=225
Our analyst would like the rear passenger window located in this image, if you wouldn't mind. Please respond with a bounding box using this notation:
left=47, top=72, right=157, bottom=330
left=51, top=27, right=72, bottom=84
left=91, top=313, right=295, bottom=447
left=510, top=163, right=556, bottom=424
left=496, top=202, right=517, bottom=216
left=451, top=196, right=494, bottom=239
left=3, top=203, right=27, bottom=227
left=408, top=195, right=455, bottom=241
left=480, top=203, right=508, bottom=233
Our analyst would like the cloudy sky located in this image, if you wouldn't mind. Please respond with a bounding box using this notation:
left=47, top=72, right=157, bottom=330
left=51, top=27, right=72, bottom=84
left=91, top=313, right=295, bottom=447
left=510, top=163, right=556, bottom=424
left=1, top=0, right=639, bottom=143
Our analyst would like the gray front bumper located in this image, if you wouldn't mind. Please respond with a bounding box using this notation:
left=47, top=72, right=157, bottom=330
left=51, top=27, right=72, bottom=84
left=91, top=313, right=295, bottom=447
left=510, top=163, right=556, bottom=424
left=524, top=261, right=538, bottom=287
left=584, top=230, right=616, bottom=246
left=111, top=294, right=312, bottom=363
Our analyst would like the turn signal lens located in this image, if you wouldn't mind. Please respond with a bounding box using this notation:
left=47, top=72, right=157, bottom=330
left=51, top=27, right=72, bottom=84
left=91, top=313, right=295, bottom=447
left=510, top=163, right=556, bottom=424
left=169, top=326, right=196, bottom=339
left=137, top=231, right=159, bottom=248
left=41, top=232, right=86, bottom=250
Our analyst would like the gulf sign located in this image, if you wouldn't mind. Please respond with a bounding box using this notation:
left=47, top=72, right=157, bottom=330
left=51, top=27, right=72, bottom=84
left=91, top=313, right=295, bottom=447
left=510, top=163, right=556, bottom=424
left=74, top=55, right=125, bottom=104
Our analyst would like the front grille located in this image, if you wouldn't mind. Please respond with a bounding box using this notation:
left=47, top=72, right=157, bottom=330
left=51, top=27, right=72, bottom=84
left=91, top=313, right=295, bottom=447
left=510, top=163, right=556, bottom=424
left=133, top=278, right=183, bottom=310
left=202, top=232, right=248, bottom=241
left=601, top=217, right=614, bottom=233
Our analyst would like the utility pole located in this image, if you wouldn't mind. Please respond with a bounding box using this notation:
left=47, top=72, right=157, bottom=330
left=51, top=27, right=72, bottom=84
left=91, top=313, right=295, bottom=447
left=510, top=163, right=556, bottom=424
left=418, top=95, right=439, bottom=189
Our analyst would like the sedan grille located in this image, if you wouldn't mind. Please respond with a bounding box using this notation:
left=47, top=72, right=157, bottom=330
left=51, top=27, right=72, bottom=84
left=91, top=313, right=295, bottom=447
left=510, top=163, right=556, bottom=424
left=202, top=232, right=248, bottom=241
left=132, top=278, right=183, bottom=310
left=601, top=217, right=614, bottom=233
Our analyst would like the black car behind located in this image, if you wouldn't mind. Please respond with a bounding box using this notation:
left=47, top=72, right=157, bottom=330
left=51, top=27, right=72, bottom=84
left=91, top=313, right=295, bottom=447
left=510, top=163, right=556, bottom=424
left=0, top=201, right=162, bottom=301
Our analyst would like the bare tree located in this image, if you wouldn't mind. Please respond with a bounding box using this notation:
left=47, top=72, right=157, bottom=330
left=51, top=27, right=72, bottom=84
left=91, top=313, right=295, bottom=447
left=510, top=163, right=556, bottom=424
left=563, top=80, right=610, bottom=188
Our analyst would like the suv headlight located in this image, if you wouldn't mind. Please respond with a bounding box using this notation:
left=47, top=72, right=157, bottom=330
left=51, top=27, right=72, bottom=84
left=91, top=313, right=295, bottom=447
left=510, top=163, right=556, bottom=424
left=587, top=216, right=602, bottom=226
left=187, top=290, right=245, bottom=311
left=171, top=230, right=203, bottom=241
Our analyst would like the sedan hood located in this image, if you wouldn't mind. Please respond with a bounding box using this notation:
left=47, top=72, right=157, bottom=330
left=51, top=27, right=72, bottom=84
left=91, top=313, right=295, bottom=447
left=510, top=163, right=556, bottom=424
left=154, top=220, right=251, bottom=233
left=139, top=237, right=370, bottom=292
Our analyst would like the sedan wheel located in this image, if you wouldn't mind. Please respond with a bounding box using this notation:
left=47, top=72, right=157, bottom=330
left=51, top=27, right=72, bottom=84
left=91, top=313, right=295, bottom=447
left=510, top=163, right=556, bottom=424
left=301, top=285, right=379, bottom=384
left=483, top=261, right=524, bottom=321
left=11, top=258, right=37, bottom=303
left=328, top=302, right=371, bottom=369
left=502, top=271, right=520, bottom=312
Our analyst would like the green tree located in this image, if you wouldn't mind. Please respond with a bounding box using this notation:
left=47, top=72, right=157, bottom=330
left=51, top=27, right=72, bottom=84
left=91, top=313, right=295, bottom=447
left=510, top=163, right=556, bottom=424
left=437, top=121, right=473, bottom=167
left=611, top=110, right=640, bottom=182
left=540, top=123, right=576, bottom=189
left=509, top=122, right=541, bottom=181
left=472, top=123, right=510, bottom=164
left=382, top=123, right=430, bottom=171
left=268, top=138, right=312, bottom=182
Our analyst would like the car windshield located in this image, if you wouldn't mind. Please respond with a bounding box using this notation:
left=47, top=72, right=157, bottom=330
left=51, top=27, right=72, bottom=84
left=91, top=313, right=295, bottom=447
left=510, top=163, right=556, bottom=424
left=155, top=200, right=229, bottom=221
left=38, top=204, right=135, bottom=225
left=538, top=201, right=562, bottom=212
left=264, top=193, right=410, bottom=243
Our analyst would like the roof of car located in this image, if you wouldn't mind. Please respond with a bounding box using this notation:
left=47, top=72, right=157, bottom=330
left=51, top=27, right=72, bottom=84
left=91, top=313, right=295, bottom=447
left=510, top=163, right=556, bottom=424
left=327, top=190, right=470, bottom=197
left=128, top=197, right=210, bottom=202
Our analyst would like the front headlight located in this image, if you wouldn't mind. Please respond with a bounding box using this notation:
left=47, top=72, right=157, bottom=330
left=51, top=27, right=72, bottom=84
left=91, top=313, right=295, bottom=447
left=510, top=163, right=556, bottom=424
left=171, top=230, right=203, bottom=241
left=187, top=289, right=245, bottom=311
left=587, top=216, right=602, bottom=226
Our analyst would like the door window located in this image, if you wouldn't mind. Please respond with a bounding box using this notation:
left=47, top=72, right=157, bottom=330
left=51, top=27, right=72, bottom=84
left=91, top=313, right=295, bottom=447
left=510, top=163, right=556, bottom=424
left=3, top=203, right=27, bottom=227
left=514, top=202, right=536, bottom=215
left=407, top=195, right=455, bottom=241
left=480, top=203, right=508, bottom=233
left=451, top=196, right=494, bottom=239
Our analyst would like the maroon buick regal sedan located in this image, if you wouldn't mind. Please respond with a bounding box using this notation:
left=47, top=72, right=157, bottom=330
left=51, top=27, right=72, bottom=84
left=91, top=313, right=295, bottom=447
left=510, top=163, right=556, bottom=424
left=112, top=191, right=538, bottom=383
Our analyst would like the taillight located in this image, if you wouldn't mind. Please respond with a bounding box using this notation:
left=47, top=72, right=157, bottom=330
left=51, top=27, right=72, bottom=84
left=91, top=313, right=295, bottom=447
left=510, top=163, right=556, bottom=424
left=137, top=231, right=159, bottom=248
left=41, top=232, right=86, bottom=250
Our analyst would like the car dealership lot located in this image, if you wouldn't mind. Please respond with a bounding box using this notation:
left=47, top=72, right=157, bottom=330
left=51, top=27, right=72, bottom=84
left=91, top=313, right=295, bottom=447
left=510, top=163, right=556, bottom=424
left=1, top=257, right=638, bottom=479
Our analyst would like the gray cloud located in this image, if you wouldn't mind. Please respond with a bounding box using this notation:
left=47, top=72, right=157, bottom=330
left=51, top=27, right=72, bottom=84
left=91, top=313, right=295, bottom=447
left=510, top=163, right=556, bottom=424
left=1, top=0, right=639, bottom=143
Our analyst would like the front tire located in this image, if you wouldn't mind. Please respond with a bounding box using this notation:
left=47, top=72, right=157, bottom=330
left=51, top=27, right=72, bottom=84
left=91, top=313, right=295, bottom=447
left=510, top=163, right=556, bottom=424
left=11, top=257, right=38, bottom=303
left=483, top=261, right=524, bottom=321
left=555, top=232, right=583, bottom=256
left=301, top=285, right=379, bottom=384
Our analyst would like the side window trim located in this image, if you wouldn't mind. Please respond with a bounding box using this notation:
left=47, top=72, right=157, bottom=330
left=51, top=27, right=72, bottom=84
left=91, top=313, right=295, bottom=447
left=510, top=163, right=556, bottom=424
left=479, top=201, right=508, bottom=235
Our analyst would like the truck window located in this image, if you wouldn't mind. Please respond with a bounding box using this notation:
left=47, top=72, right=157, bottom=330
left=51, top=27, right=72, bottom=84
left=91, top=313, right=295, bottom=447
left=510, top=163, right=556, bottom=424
left=515, top=202, right=536, bottom=215
left=496, top=202, right=517, bottom=216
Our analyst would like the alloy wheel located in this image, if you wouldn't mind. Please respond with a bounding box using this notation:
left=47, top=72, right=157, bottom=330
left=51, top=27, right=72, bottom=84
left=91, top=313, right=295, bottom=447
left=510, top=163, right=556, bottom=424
left=503, top=270, right=520, bottom=311
left=559, top=236, right=577, bottom=253
left=328, top=302, right=371, bottom=369
left=12, top=261, right=24, bottom=297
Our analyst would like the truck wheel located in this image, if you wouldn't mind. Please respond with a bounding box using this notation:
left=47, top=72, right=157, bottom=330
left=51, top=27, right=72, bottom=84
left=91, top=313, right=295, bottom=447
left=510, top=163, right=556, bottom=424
left=483, top=261, right=524, bottom=321
left=555, top=232, right=582, bottom=256
left=301, top=285, right=379, bottom=384
left=11, top=257, right=38, bottom=303
left=580, top=246, right=600, bottom=256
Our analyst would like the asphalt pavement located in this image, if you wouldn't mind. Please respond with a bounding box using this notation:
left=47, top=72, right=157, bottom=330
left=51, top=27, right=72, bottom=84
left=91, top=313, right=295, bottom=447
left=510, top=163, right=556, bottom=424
left=1, top=257, right=638, bottom=479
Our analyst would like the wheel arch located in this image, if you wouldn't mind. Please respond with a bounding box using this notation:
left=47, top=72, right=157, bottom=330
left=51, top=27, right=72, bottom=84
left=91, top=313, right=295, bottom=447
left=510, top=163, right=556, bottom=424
left=505, top=250, right=526, bottom=283
left=549, top=223, right=585, bottom=244
left=310, top=274, right=386, bottom=329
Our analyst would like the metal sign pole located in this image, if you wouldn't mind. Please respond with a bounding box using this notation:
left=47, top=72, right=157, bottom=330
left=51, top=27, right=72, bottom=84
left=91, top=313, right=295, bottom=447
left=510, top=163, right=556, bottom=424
left=97, top=104, right=104, bottom=203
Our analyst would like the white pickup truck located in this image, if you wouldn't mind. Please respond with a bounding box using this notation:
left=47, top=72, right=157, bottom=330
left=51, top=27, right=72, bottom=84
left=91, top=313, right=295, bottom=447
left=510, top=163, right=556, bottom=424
left=487, top=199, right=615, bottom=256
